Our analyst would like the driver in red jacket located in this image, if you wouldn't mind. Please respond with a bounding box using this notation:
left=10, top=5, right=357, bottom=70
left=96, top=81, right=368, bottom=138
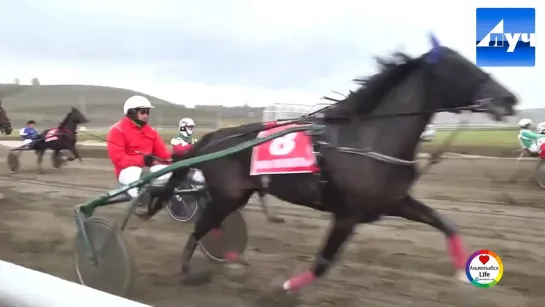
left=107, top=95, right=173, bottom=198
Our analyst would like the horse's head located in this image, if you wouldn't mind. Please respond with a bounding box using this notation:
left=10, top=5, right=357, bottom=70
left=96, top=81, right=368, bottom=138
left=69, top=107, right=90, bottom=125
left=60, top=107, right=89, bottom=129
left=0, top=100, right=13, bottom=135
left=421, top=34, right=517, bottom=120
left=324, top=34, right=518, bottom=124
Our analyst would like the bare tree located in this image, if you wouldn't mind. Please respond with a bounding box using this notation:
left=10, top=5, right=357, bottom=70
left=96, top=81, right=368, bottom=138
left=13, top=78, right=20, bottom=85
left=31, top=78, right=40, bottom=86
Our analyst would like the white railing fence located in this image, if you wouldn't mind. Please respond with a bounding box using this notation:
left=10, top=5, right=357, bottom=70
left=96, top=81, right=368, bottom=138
left=0, top=260, right=150, bottom=307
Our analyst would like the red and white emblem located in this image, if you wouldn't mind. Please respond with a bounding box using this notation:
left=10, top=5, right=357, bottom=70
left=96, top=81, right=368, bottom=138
left=250, top=124, right=319, bottom=175
left=45, top=128, right=59, bottom=142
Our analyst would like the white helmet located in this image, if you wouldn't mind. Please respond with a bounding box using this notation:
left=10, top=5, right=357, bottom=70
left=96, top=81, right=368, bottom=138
left=123, top=95, right=154, bottom=115
left=178, top=117, right=195, bottom=128
left=178, top=117, right=195, bottom=136
left=518, top=118, right=532, bottom=128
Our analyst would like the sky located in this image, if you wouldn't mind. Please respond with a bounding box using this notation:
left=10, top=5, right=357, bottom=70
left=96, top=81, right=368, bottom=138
left=0, top=0, right=542, bottom=108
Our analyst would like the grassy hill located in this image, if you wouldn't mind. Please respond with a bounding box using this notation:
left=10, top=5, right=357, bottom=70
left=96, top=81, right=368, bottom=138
left=0, top=83, right=542, bottom=130
left=0, top=84, right=264, bottom=128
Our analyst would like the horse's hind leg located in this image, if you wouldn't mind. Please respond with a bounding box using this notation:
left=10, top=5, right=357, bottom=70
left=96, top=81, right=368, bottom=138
left=36, top=149, right=45, bottom=173
left=180, top=192, right=251, bottom=285
left=387, top=195, right=468, bottom=282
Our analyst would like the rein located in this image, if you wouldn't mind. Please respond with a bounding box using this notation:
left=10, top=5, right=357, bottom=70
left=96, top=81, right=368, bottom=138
left=81, top=101, right=478, bottom=180
left=416, top=116, right=469, bottom=178
left=184, top=102, right=480, bottom=176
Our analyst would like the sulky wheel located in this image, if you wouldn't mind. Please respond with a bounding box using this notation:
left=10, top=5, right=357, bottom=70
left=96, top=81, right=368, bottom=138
left=167, top=193, right=201, bottom=222
left=7, top=151, right=20, bottom=173
left=166, top=183, right=202, bottom=222
left=536, top=162, right=545, bottom=189
left=74, top=217, right=133, bottom=297
left=198, top=210, right=248, bottom=263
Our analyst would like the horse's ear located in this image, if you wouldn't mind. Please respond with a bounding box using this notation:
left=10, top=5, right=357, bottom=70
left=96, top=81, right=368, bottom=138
left=425, top=33, right=442, bottom=63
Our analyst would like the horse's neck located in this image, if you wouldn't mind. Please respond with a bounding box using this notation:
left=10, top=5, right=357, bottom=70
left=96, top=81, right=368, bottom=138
left=60, top=121, right=77, bottom=132
left=341, top=72, right=433, bottom=161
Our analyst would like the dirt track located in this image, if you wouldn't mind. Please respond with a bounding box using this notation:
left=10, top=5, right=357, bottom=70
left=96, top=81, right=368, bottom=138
left=1, top=147, right=545, bottom=307
left=69, top=143, right=528, bottom=159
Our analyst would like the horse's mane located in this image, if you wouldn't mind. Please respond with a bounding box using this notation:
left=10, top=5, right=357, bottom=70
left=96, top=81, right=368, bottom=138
left=58, top=110, right=73, bottom=128
left=334, top=52, right=423, bottom=117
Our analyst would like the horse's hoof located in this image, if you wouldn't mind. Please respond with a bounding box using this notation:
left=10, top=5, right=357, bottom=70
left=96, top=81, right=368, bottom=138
left=267, top=216, right=285, bottom=224
left=181, top=269, right=213, bottom=285
left=223, top=262, right=248, bottom=282
left=133, top=210, right=150, bottom=221
left=454, top=270, right=470, bottom=283
left=254, top=277, right=301, bottom=307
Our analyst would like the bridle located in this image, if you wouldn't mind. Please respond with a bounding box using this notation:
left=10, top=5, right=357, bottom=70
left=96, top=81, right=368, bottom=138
left=305, top=69, right=495, bottom=176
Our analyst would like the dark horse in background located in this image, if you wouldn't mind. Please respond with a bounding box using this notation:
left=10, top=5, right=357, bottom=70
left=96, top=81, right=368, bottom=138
left=32, top=107, right=89, bottom=173
left=0, top=100, right=13, bottom=135
left=156, top=35, right=517, bottom=306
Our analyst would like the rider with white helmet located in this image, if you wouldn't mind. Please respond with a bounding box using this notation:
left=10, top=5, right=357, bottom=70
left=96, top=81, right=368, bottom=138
left=171, top=117, right=198, bottom=154
left=107, top=95, right=173, bottom=198
left=170, top=117, right=204, bottom=184
left=518, top=118, right=540, bottom=155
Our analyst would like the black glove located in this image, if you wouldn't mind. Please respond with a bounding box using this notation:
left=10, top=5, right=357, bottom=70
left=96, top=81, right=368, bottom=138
left=143, top=154, right=155, bottom=167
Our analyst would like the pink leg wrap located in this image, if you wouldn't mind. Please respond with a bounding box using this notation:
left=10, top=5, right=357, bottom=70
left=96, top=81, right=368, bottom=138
left=283, top=271, right=316, bottom=291
left=210, top=228, right=239, bottom=262
left=224, top=251, right=239, bottom=262
left=446, top=234, right=467, bottom=270
left=210, top=228, right=223, bottom=240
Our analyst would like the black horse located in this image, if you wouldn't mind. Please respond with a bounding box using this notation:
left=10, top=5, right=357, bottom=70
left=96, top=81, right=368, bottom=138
left=158, top=35, right=517, bottom=305
left=32, top=107, right=89, bottom=173
left=0, top=100, right=13, bottom=135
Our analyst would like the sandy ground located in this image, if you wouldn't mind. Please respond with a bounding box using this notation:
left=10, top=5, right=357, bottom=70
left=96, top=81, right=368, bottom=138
left=63, top=143, right=529, bottom=159
left=1, top=147, right=545, bottom=307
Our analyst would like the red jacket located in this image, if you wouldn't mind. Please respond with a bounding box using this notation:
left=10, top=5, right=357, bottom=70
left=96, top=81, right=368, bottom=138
left=107, top=117, right=171, bottom=178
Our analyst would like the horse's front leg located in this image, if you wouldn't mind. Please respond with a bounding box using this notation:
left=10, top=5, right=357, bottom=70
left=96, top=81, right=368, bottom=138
left=259, top=176, right=284, bottom=223
left=387, top=195, right=468, bottom=282
left=258, top=188, right=285, bottom=223
left=256, top=211, right=357, bottom=307
left=70, top=143, right=82, bottom=163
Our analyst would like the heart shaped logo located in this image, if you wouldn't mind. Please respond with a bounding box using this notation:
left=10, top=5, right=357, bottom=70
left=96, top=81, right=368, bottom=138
left=479, top=255, right=490, bottom=265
